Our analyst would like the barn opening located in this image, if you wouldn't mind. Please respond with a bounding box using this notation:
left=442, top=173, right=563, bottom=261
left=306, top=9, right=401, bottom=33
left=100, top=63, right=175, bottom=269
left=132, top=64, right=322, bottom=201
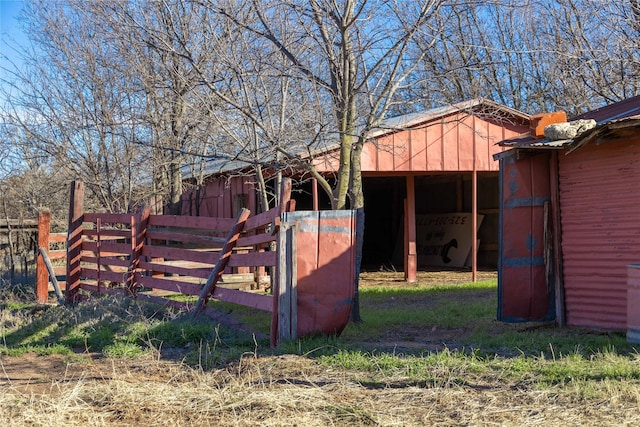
left=360, top=173, right=500, bottom=271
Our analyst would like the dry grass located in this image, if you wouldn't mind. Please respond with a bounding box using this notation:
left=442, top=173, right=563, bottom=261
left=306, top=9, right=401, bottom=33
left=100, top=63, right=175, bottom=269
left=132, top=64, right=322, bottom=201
left=2, top=271, right=640, bottom=426
left=1, top=354, right=639, bottom=426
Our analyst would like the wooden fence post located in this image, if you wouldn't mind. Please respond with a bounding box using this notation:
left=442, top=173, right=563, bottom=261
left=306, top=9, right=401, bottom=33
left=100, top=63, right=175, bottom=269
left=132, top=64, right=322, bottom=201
left=270, top=177, right=295, bottom=346
left=66, top=181, right=84, bottom=303
left=276, top=219, right=297, bottom=344
left=278, top=178, right=292, bottom=215
left=36, top=209, right=50, bottom=303
left=127, top=206, right=150, bottom=296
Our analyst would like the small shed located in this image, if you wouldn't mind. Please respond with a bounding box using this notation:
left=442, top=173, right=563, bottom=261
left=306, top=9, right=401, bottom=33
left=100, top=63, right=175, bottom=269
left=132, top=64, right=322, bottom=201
left=495, top=95, right=640, bottom=332
left=183, top=99, right=530, bottom=280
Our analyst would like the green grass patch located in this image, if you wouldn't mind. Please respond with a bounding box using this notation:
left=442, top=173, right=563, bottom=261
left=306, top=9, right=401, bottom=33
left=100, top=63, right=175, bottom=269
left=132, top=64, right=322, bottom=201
left=317, top=346, right=640, bottom=392
left=206, top=299, right=272, bottom=336
left=103, top=342, right=148, bottom=358
left=0, top=343, right=73, bottom=357
left=340, top=281, right=495, bottom=342
left=467, top=325, right=632, bottom=358
left=147, top=318, right=217, bottom=347
left=3, top=301, right=38, bottom=311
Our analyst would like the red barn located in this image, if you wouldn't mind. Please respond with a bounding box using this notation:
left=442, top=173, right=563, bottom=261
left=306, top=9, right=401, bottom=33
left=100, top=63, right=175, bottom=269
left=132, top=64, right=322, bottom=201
left=183, top=99, right=530, bottom=280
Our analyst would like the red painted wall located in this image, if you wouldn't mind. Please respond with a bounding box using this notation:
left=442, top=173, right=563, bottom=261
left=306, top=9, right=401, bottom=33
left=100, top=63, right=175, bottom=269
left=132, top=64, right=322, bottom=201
left=315, top=113, right=528, bottom=174
left=558, top=137, right=640, bottom=329
left=181, top=176, right=258, bottom=218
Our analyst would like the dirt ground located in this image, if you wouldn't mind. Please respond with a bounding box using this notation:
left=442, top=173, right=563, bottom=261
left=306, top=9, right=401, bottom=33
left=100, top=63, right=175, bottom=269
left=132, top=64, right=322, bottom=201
left=3, top=270, right=638, bottom=425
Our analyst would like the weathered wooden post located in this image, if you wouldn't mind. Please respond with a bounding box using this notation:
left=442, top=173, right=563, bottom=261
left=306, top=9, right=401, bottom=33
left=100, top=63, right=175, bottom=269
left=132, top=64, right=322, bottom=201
left=276, top=220, right=297, bottom=343
left=404, top=175, right=417, bottom=282
left=192, top=208, right=251, bottom=316
left=627, top=264, right=640, bottom=344
left=270, top=178, right=292, bottom=346
left=127, top=206, right=150, bottom=296
left=36, top=209, right=51, bottom=303
left=66, top=181, right=84, bottom=303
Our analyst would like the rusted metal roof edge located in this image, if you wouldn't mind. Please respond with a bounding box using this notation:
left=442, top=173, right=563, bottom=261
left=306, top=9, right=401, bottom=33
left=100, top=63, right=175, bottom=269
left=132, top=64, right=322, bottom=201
left=500, top=116, right=640, bottom=154
left=367, top=98, right=529, bottom=140
left=567, top=117, right=640, bottom=153
left=493, top=146, right=563, bottom=162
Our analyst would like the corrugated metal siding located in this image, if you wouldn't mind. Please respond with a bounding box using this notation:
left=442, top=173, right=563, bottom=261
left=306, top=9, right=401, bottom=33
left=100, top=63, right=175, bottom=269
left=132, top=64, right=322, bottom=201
left=559, top=138, right=640, bottom=329
left=498, top=151, right=553, bottom=322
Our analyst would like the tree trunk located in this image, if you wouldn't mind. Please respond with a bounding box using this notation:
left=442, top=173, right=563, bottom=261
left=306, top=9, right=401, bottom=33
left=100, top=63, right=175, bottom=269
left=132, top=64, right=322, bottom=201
left=334, top=133, right=352, bottom=209
left=167, top=159, right=183, bottom=215
left=2, top=197, right=16, bottom=281
left=349, top=142, right=365, bottom=322
left=255, top=164, right=270, bottom=214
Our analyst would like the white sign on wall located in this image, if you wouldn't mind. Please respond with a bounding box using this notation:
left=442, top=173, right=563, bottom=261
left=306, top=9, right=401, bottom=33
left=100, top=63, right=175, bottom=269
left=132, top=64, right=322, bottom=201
left=416, top=213, right=484, bottom=268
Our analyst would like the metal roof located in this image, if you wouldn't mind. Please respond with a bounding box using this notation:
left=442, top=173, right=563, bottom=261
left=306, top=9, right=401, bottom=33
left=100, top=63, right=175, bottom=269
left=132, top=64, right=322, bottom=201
left=568, top=115, right=640, bottom=153
left=185, top=98, right=529, bottom=178
left=367, top=98, right=529, bottom=139
left=500, top=95, right=640, bottom=150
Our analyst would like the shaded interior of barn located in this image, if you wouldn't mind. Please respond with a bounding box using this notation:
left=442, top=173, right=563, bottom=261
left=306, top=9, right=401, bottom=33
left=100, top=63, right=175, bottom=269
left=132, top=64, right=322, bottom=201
left=291, top=173, right=500, bottom=272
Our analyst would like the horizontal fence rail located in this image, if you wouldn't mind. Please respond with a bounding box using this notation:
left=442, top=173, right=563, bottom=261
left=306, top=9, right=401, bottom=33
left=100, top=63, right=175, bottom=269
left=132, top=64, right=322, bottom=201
left=69, top=206, right=284, bottom=308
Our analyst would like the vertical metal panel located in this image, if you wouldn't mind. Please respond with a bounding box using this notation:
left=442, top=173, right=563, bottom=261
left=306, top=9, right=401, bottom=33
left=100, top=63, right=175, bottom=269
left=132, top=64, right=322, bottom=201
left=627, top=265, right=640, bottom=342
left=377, top=133, right=394, bottom=171
left=361, top=139, right=378, bottom=171
left=475, top=118, right=491, bottom=170
left=559, top=139, right=640, bottom=330
left=282, top=210, right=357, bottom=337
left=426, top=120, right=444, bottom=170
left=394, top=132, right=412, bottom=171
left=459, top=115, right=475, bottom=170
left=443, top=116, right=460, bottom=170
left=498, top=151, right=554, bottom=322
left=410, top=125, right=427, bottom=171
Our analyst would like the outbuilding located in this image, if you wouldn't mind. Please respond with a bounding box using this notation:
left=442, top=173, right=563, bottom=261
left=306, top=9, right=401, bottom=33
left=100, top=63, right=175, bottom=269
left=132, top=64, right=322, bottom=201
left=495, top=95, right=640, bottom=337
left=182, top=99, right=530, bottom=280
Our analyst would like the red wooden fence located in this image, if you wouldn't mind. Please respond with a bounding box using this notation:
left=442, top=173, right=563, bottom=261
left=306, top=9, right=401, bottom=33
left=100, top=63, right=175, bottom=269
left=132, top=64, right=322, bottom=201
left=36, top=180, right=357, bottom=345
left=38, top=180, right=313, bottom=344
left=36, top=210, right=67, bottom=304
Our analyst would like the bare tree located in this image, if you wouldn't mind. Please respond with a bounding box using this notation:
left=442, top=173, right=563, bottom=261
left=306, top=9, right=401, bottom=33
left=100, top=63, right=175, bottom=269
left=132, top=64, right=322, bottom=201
left=83, top=0, right=224, bottom=214
left=535, top=0, right=640, bottom=112
left=412, top=0, right=640, bottom=116
left=0, top=0, right=224, bottom=215
left=195, top=0, right=444, bottom=321
left=195, top=14, right=331, bottom=213
left=0, top=0, right=151, bottom=213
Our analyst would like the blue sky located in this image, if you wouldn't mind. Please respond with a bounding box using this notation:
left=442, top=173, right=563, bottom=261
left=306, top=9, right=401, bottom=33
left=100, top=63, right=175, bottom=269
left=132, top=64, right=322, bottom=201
left=1, top=0, right=27, bottom=78
left=1, top=0, right=24, bottom=42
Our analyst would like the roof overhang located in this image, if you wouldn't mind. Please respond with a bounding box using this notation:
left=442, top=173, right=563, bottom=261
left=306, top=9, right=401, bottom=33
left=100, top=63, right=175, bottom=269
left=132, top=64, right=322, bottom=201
left=567, top=117, right=640, bottom=153
left=498, top=116, right=640, bottom=156
left=368, top=98, right=529, bottom=140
